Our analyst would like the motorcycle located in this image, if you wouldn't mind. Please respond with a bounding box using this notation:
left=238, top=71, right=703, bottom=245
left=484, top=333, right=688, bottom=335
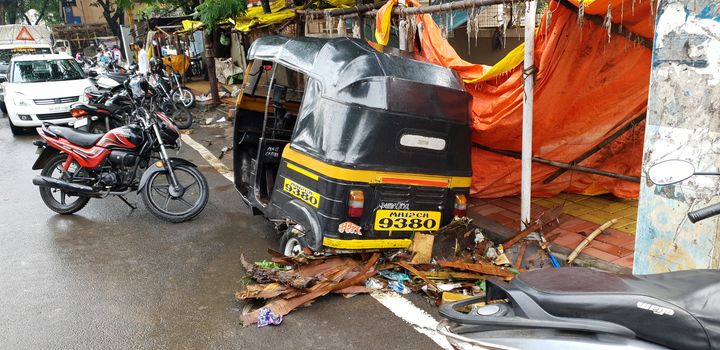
left=162, top=68, right=195, bottom=108
left=438, top=159, right=720, bottom=350
left=31, top=78, right=209, bottom=223
left=148, top=73, right=193, bottom=129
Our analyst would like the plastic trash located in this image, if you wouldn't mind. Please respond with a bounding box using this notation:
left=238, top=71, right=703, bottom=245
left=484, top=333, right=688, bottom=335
left=257, top=307, right=283, bottom=327
left=436, top=283, right=463, bottom=292
left=388, top=281, right=411, bottom=295
left=365, top=277, right=384, bottom=290
left=378, top=270, right=410, bottom=282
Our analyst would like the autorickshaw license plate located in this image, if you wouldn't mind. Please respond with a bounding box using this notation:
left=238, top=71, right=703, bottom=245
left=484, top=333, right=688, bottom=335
left=374, top=210, right=441, bottom=231
left=283, top=178, right=320, bottom=208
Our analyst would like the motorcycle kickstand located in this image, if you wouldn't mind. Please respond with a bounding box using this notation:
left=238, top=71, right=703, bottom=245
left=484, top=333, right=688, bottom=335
left=117, top=195, right=137, bottom=210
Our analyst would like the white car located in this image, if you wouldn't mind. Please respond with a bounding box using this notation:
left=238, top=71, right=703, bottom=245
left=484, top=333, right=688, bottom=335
left=2, top=54, right=92, bottom=135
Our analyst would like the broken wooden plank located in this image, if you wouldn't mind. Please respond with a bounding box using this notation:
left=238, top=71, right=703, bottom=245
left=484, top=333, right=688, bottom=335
left=502, top=206, right=563, bottom=248
left=409, top=233, right=434, bottom=264
left=240, top=253, right=379, bottom=326
left=235, top=283, right=301, bottom=300
left=514, top=241, right=528, bottom=268
left=437, top=260, right=515, bottom=279
left=416, top=271, right=488, bottom=281
left=241, top=255, right=317, bottom=289
left=395, top=260, right=437, bottom=290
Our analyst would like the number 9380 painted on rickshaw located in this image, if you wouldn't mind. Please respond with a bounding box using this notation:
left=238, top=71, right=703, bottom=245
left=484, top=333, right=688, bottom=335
left=232, top=36, right=472, bottom=256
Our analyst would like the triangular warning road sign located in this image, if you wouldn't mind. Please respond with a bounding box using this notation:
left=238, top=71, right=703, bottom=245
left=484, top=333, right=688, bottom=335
left=16, top=27, right=34, bottom=41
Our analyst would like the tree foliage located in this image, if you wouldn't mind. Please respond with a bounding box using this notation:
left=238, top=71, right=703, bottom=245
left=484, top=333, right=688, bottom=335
left=92, top=0, right=197, bottom=41
left=0, top=0, right=61, bottom=25
left=196, top=0, right=248, bottom=32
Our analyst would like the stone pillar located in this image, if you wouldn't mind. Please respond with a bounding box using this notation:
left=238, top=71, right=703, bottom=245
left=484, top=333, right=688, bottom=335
left=635, top=0, right=720, bottom=273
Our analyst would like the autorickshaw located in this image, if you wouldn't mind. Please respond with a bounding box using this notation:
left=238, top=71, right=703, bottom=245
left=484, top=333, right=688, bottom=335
left=232, top=35, right=472, bottom=255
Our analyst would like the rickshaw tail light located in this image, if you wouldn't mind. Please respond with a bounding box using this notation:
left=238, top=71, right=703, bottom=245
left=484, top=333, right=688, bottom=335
left=347, top=190, right=364, bottom=217
left=453, top=194, right=468, bottom=217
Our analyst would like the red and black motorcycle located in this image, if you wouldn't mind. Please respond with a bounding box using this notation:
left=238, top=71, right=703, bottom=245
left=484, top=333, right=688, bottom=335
left=31, top=82, right=208, bottom=223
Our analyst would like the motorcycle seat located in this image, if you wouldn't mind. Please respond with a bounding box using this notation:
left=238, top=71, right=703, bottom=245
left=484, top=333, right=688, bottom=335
left=47, top=125, right=104, bottom=148
left=513, top=267, right=720, bottom=350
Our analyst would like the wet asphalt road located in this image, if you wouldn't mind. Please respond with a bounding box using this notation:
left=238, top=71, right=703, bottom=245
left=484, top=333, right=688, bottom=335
left=0, top=117, right=440, bottom=349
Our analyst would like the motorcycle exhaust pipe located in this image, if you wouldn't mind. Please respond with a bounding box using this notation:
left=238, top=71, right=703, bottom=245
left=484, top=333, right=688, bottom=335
left=32, top=175, right=95, bottom=193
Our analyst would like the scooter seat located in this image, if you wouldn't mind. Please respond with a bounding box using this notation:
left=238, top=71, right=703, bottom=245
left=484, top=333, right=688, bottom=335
left=47, top=125, right=104, bottom=148
left=513, top=267, right=720, bottom=350
left=105, top=72, right=129, bottom=84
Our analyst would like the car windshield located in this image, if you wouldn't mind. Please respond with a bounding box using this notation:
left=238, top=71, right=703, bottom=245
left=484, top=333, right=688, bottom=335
left=11, top=58, right=84, bottom=83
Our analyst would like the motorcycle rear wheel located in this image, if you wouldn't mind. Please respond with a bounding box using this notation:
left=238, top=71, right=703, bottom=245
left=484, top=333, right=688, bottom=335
left=39, top=154, right=90, bottom=214
left=141, top=164, right=209, bottom=223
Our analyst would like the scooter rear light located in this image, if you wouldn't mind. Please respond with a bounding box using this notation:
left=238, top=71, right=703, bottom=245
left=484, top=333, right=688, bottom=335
left=347, top=190, right=364, bottom=218
left=70, top=109, right=87, bottom=118
left=453, top=194, right=468, bottom=217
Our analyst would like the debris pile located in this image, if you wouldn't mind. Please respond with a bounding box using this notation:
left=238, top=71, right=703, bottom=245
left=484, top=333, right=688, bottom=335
left=238, top=251, right=379, bottom=326
left=237, top=208, right=564, bottom=326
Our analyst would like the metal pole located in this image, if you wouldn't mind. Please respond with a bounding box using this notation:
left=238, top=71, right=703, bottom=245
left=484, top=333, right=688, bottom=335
left=301, top=0, right=507, bottom=17
left=520, top=0, right=536, bottom=229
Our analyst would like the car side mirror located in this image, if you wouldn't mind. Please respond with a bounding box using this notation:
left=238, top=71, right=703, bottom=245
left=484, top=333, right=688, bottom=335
left=88, top=70, right=98, bottom=78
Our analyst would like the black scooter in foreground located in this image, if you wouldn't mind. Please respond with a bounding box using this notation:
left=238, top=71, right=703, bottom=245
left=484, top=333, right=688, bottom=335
left=439, top=159, right=720, bottom=350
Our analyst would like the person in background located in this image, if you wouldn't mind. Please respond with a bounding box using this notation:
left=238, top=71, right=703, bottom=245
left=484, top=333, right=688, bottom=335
left=96, top=48, right=108, bottom=65
left=136, top=40, right=149, bottom=75
left=111, top=45, right=122, bottom=64
left=75, top=52, right=82, bottom=63
left=104, top=47, right=113, bottom=63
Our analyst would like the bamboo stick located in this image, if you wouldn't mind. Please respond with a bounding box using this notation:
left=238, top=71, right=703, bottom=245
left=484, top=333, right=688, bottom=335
left=567, top=219, right=618, bottom=265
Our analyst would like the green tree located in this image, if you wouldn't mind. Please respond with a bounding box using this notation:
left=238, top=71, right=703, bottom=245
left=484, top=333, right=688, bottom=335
left=195, top=0, right=248, bottom=104
left=93, top=0, right=199, bottom=41
left=0, top=0, right=61, bottom=25
left=195, top=0, right=248, bottom=32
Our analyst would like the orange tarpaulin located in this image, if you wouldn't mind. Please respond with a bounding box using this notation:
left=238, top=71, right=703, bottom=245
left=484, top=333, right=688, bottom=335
left=377, top=0, right=653, bottom=199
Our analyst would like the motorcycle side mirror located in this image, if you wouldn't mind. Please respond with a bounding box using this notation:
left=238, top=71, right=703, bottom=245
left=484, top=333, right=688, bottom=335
left=648, top=159, right=695, bottom=185
left=88, top=70, right=98, bottom=78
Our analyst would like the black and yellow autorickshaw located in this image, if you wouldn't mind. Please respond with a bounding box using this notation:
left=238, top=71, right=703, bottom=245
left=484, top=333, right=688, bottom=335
left=232, top=35, right=472, bottom=255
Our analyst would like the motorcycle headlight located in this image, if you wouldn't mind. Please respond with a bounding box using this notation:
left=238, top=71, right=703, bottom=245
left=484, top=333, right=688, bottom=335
left=13, top=92, right=32, bottom=106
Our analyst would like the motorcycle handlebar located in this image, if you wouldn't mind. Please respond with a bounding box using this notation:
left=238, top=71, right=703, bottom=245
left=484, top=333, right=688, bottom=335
left=688, top=202, right=720, bottom=223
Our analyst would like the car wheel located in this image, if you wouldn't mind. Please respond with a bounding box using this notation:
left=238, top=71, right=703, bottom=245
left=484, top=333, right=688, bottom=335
left=8, top=117, right=23, bottom=135
left=0, top=101, right=6, bottom=114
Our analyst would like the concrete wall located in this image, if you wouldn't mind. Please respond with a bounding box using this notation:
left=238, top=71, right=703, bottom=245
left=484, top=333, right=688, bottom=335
left=634, top=0, right=720, bottom=273
left=67, top=0, right=134, bottom=26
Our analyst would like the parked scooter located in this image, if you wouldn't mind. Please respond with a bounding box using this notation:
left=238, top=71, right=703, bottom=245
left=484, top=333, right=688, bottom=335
left=31, top=78, right=209, bottom=223
left=438, top=159, right=720, bottom=350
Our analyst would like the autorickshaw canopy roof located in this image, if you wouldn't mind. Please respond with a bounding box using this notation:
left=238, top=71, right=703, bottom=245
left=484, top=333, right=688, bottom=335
left=247, top=35, right=470, bottom=122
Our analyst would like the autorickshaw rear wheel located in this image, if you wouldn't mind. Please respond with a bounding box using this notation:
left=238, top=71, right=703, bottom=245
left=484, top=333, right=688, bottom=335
left=280, top=229, right=308, bottom=257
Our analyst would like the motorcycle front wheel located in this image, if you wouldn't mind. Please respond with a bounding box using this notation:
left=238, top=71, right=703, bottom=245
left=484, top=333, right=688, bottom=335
left=164, top=101, right=193, bottom=129
left=172, top=88, right=195, bottom=108
left=141, top=164, right=209, bottom=223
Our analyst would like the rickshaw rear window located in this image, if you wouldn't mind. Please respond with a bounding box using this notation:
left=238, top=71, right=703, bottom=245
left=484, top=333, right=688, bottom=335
left=246, top=62, right=305, bottom=102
